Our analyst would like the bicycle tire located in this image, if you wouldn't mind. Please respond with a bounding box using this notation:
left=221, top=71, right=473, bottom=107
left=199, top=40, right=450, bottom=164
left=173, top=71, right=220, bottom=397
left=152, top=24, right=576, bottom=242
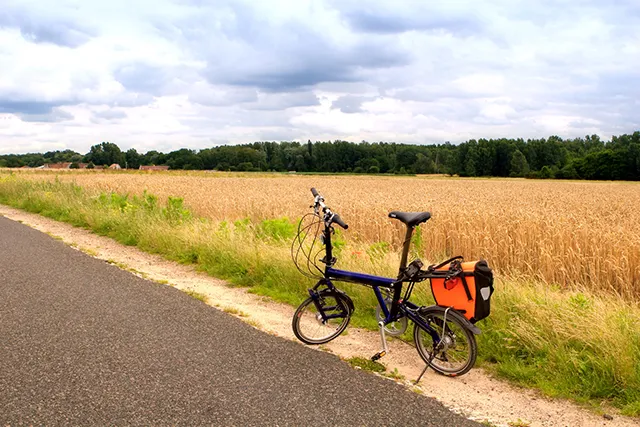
left=292, top=292, right=352, bottom=345
left=413, top=306, right=477, bottom=377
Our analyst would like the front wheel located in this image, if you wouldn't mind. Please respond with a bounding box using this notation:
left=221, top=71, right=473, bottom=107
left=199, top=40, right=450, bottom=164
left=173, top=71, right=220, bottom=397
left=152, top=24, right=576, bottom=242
left=413, top=306, right=477, bottom=377
left=292, top=292, right=352, bottom=345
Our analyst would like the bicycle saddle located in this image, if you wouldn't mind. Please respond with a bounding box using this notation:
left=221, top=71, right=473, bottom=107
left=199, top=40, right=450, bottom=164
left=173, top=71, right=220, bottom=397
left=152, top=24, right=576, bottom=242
left=389, top=211, right=431, bottom=227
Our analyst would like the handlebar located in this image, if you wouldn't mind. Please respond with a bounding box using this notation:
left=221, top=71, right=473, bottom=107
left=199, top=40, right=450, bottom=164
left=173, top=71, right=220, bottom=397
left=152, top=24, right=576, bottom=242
left=310, top=188, right=349, bottom=230
left=331, top=213, right=348, bottom=230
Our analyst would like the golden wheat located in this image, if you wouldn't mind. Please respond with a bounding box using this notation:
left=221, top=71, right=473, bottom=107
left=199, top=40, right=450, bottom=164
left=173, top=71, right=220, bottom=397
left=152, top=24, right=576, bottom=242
left=13, top=170, right=640, bottom=298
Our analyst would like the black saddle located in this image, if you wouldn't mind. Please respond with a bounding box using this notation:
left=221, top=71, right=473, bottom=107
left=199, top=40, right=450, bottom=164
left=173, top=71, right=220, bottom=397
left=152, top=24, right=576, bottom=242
left=389, top=211, right=431, bottom=227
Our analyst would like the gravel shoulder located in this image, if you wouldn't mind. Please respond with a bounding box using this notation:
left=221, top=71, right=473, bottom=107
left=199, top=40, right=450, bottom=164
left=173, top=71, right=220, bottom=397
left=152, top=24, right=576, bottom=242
left=0, top=205, right=635, bottom=427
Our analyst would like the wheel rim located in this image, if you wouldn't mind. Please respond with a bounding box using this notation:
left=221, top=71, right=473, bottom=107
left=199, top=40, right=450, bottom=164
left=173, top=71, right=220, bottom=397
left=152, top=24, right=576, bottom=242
left=295, top=295, right=349, bottom=343
left=417, top=314, right=473, bottom=373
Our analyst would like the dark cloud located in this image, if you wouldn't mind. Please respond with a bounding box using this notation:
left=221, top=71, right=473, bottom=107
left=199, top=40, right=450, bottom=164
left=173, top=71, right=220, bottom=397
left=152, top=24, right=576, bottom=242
left=19, top=22, right=93, bottom=48
left=244, top=92, right=320, bottom=111
left=0, top=6, right=96, bottom=48
left=166, top=3, right=411, bottom=92
left=207, top=40, right=409, bottom=91
left=339, top=8, right=484, bottom=36
left=18, top=107, right=74, bottom=123
left=0, top=100, right=61, bottom=115
left=0, top=92, right=153, bottom=117
left=224, top=68, right=354, bottom=92
left=114, top=63, right=171, bottom=94
left=331, top=95, right=378, bottom=113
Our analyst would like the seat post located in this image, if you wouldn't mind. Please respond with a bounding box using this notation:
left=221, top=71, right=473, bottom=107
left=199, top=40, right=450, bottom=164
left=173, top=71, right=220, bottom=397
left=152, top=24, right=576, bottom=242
left=390, top=224, right=415, bottom=319
left=398, top=225, right=414, bottom=273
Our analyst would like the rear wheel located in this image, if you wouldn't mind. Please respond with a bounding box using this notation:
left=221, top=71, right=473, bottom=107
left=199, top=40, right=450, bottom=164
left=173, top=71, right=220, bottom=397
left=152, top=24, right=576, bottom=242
left=292, top=292, right=352, bottom=345
left=413, top=306, right=477, bottom=377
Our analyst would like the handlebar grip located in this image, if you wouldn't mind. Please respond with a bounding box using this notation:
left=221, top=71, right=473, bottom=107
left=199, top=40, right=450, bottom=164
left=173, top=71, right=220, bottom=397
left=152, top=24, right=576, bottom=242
left=311, top=187, right=319, bottom=197
left=332, top=214, right=348, bottom=230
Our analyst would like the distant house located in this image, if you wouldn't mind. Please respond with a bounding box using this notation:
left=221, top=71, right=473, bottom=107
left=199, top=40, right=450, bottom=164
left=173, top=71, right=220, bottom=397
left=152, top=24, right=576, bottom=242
left=43, top=162, right=72, bottom=169
left=139, top=165, right=170, bottom=171
left=109, top=163, right=122, bottom=170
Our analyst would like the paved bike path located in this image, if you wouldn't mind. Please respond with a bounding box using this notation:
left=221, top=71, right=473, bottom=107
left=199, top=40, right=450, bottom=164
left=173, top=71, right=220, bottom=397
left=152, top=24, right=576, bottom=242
left=0, top=216, right=479, bottom=426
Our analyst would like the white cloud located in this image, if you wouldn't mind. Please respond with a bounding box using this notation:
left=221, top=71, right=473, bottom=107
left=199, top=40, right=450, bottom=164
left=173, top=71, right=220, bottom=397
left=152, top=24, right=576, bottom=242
left=0, top=0, right=639, bottom=154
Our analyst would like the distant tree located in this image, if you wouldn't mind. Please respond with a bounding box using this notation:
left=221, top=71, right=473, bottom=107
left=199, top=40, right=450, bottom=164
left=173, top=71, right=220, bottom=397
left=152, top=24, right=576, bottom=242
left=2, top=131, right=640, bottom=180
left=555, top=161, right=580, bottom=179
left=237, top=162, right=255, bottom=171
left=414, top=153, right=435, bottom=174
left=464, top=146, right=479, bottom=177
left=125, top=148, right=142, bottom=169
left=509, top=150, right=530, bottom=177
left=539, top=165, right=555, bottom=179
left=85, top=142, right=125, bottom=166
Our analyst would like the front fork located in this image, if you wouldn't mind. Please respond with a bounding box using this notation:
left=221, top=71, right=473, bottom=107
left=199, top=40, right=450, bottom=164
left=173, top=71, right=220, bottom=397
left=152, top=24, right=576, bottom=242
left=307, top=279, right=354, bottom=322
left=308, top=280, right=334, bottom=322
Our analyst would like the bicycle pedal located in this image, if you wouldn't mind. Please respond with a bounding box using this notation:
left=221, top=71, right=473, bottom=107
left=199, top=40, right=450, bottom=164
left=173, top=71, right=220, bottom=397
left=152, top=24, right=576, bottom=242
left=371, top=351, right=386, bottom=361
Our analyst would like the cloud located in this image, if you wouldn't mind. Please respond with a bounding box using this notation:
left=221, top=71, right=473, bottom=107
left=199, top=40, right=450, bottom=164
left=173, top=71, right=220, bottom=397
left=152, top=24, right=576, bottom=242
left=0, top=2, right=97, bottom=48
left=244, top=92, right=320, bottom=111
left=92, top=109, right=128, bottom=120
left=1, top=0, right=639, bottom=154
left=166, top=1, right=411, bottom=92
left=17, top=107, right=74, bottom=123
left=0, top=100, right=64, bottom=115
left=335, top=1, right=484, bottom=36
left=331, top=95, right=379, bottom=114
left=114, top=63, right=171, bottom=94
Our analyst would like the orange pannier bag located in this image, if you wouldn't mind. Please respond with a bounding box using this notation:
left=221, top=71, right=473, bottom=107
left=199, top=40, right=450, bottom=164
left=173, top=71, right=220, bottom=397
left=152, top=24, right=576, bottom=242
left=429, top=257, right=494, bottom=323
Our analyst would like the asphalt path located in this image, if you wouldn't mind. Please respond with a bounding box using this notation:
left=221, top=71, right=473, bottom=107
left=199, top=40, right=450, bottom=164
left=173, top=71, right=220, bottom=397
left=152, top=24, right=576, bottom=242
left=0, top=216, right=480, bottom=426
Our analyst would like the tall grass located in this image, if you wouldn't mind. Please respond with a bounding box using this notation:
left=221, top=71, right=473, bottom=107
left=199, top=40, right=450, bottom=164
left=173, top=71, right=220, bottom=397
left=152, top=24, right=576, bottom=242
left=0, top=173, right=639, bottom=415
left=12, top=169, right=640, bottom=299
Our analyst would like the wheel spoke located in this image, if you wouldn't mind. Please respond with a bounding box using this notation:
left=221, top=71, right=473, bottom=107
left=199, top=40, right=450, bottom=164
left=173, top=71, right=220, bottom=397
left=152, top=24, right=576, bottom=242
left=292, top=294, right=351, bottom=345
left=413, top=308, right=477, bottom=376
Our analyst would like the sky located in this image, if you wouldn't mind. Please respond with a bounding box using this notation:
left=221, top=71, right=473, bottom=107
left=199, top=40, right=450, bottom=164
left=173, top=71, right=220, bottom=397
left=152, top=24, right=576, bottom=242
left=1, top=0, right=639, bottom=155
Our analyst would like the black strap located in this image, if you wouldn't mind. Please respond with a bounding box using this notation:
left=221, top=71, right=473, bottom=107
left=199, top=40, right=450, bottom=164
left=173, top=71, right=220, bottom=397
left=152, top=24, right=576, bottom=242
left=445, top=260, right=473, bottom=302
left=458, top=272, right=473, bottom=301
left=431, top=255, right=464, bottom=271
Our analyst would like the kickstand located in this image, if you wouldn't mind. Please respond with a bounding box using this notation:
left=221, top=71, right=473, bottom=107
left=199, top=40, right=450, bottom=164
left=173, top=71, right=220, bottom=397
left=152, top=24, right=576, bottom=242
left=415, top=348, right=439, bottom=384
left=371, top=321, right=389, bottom=361
left=415, top=360, right=431, bottom=384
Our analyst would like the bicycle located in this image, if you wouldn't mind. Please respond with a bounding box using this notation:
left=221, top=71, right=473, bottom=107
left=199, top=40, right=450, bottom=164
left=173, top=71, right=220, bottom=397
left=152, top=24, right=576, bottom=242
left=291, top=188, right=494, bottom=379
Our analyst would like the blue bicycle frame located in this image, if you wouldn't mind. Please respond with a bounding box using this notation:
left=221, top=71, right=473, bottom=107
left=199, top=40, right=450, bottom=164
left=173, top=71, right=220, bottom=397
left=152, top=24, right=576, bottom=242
left=320, top=267, right=440, bottom=342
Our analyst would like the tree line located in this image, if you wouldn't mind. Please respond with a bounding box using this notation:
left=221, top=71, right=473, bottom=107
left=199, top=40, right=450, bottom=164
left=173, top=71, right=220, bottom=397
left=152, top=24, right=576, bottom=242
left=2, top=131, right=639, bottom=180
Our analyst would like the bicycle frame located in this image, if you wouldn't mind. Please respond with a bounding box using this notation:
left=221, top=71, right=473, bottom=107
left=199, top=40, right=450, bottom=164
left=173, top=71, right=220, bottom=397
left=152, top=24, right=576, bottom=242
left=310, top=217, right=442, bottom=342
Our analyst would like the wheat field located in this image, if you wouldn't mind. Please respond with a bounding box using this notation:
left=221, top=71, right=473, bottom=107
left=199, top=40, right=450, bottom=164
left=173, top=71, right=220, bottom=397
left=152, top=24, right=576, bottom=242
left=13, top=170, right=640, bottom=298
